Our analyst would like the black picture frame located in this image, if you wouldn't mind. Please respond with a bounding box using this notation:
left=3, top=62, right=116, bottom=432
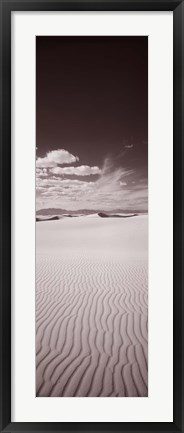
left=0, top=0, right=183, bottom=432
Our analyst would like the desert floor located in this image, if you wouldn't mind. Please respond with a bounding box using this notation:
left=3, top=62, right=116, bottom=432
left=36, top=215, right=148, bottom=397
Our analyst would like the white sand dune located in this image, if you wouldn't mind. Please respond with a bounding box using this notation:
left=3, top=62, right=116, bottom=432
left=36, top=215, right=148, bottom=397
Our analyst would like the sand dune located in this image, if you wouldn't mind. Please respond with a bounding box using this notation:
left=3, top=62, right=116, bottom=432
left=36, top=216, right=60, bottom=222
left=36, top=212, right=138, bottom=221
left=36, top=215, right=148, bottom=397
left=98, top=212, right=137, bottom=218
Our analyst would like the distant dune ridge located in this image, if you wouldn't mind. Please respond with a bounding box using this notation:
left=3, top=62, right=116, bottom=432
left=36, top=211, right=139, bottom=222
left=36, top=215, right=148, bottom=397
left=36, top=216, right=60, bottom=222
left=98, top=212, right=137, bottom=218
left=36, top=208, right=146, bottom=216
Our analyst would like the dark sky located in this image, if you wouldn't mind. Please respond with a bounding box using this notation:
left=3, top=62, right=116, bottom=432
left=36, top=36, right=148, bottom=211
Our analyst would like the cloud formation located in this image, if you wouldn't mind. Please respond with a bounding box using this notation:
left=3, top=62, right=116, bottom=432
left=36, top=151, right=147, bottom=212
left=124, top=144, right=134, bottom=149
left=36, top=149, right=79, bottom=168
left=94, top=158, right=133, bottom=194
left=36, top=168, right=48, bottom=176
left=50, top=165, right=101, bottom=176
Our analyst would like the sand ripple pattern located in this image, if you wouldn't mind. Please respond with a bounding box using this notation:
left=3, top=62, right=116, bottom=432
left=36, top=253, right=148, bottom=397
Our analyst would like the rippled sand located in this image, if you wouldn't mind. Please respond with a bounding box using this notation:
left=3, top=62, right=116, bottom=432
left=36, top=215, right=148, bottom=397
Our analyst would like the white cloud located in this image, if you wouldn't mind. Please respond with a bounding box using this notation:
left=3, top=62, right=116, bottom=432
left=36, top=149, right=79, bottom=168
left=36, top=176, right=94, bottom=191
left=36, top=168, right=48, bottom=177
left=94, top=158, right=133, bottom=194
left=50, top=165, right=101, bottom=176
left=124, top=144, right=133, bottom=149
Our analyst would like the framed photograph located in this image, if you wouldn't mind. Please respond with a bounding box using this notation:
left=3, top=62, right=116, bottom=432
left=0, top=0, right=183, bottom=432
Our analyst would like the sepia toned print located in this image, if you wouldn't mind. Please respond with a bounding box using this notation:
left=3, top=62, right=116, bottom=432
left=36, top=36, right=148, bottom=397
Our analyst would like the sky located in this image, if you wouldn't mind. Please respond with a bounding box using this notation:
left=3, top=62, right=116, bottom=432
left=36, top=36, right=148, bottom=211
